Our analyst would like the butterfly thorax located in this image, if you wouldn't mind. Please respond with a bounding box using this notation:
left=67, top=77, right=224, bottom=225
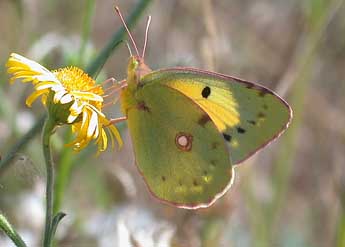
left=120, top=56, right=152, bottom=115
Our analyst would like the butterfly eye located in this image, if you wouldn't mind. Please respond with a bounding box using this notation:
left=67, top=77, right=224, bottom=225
left=175, top=132, right=193, bottom=151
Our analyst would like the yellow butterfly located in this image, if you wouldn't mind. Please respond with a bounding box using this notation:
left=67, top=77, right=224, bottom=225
left=111, top=7, right=292, bottom=209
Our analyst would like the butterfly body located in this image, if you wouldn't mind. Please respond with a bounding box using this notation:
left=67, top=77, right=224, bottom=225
left=119, top=55, right=291, bottom=209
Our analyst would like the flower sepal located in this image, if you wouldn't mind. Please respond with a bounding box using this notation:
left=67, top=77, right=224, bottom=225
left=45, top=91, right=76, bottom=126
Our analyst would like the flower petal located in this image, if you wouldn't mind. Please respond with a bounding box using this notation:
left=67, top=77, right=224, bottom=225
left=70, top=91, right=103, bottom=102
left=99, top=129, right=108, bottom=151
left=60, top=94, right=73, bottom=104
left=108, top=124, right=123, bottom=148
left=87, top=110, right=98, bottom=138
left=67, top=101, right=83, bottom=123
left=53, top=90, right=67, bottom=103
left=35, top=81, right=61, bottom=90
left=6, top=53, right=60, bottom=84
left=26, top=89, right=49, bottom=107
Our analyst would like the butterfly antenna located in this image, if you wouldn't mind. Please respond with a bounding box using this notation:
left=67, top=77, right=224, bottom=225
left=114, top=6, right=140, bottom=57
left=124, top=40, right=133, bottom=57
left=142, top=15, right=151, bottom=59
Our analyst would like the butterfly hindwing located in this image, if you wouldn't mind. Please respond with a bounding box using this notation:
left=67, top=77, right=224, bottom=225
left=139, top=68, right=292, bottom=164
left=126, top=83, right=233, bottom=208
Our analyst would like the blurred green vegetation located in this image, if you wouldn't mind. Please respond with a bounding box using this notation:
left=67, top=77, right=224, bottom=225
left=0, top=0, right=344, bottom=246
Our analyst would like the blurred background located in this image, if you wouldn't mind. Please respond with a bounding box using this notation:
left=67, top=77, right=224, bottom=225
left=0, top=0, right=344, bottom=246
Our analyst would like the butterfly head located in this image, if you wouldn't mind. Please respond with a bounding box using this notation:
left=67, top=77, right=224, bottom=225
left=115, top=6, right=152, bottom=85
left=127, top=55, right=151, bottom=85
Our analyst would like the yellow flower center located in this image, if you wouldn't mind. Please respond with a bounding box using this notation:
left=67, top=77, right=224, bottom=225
left=53, top=67, right=104, bottom=96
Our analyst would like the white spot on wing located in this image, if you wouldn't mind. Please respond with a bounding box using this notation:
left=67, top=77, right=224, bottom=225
left=177, top=135, right=188, bottom=147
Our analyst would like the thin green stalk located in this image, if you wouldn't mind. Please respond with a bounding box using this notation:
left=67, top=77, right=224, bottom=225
left=78, top=0, right=95, bottom=65
left=336, top=207, right=345, bottom=247
left=0, top=214, right=27, bottom=247
left=336, top=178, right=345, bottom=246
left=42, top=117, right=56, bottom=247
left=53, top=131, right=74, bottom=214
left=11, top=0, right=23, bottom=20
left=51, top=212, right=66, bottom=239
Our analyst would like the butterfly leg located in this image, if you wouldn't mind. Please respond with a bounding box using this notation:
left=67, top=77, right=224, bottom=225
left=109, top=116, right=127, bottom=125
left=102, top=80, right=128, bottom=109
left=87, top=77, right=117, bottom=92
left=102, top=95, right=121, bottom=108
left=103, top=79, right=127, bottom=97
left=101, top=77, right=119, bottom=87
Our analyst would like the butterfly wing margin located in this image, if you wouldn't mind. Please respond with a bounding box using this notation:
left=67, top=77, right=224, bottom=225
left=140, top=68, right=292, bottom=165
left=126, top=84, right=234, bottom=209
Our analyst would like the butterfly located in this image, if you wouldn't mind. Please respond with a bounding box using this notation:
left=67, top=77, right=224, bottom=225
left=110, top=7, right=292, bottom=209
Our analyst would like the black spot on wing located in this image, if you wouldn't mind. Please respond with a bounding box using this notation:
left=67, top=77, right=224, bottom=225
left=258, top=87, right=273, bottom=97
left=193, top=179, right=199, bottom=186
left=257, top=112, right=266, bottom=118
left=236, top=127, right=246, bottom=134
left=223, top=133, right=232, bottom=142
left=246, top=83, right=254, bottom=89
left=258, top=90, right=267, bottom=97
left=211, top=142, right=219, bottom=149
left=202, top=86, right=211, bottom=98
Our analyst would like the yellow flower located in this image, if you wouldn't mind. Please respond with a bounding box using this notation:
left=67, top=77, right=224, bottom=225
left=6, top=53, right=122, bottom=152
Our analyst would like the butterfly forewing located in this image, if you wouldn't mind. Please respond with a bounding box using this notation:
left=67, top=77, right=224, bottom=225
left=140, top=68, right=292, bottom=164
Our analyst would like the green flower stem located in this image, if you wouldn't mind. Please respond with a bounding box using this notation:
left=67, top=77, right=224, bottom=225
left=0, top=214, right=27, bottom=247
left=42, top=117, right=57, bottom=247
left=53, top=131, right=74, bottom=215
left=78, top=0, right=95, bottom=65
